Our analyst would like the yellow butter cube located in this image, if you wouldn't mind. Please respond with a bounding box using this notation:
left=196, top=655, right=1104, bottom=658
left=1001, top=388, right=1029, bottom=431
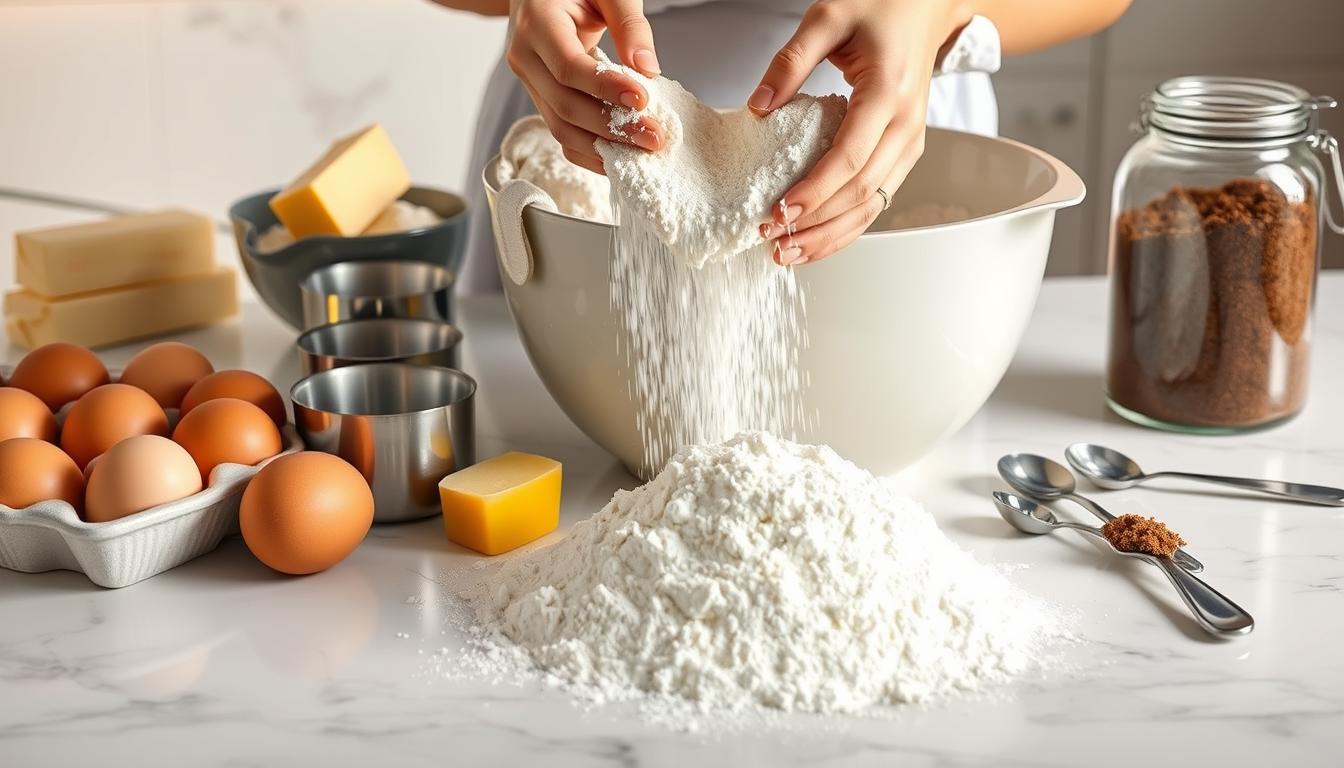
left=439, top=452, right=561, bottom=555
left=269, top=123, right=411, bottom=238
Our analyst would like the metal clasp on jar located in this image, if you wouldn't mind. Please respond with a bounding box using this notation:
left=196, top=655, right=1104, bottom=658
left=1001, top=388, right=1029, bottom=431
left=1306, top=95, right=1344, bottom=236
left=1308, top=130, right=1344, bottom=236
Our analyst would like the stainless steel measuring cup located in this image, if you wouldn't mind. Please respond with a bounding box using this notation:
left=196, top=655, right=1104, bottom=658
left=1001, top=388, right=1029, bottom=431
left=291, top=363, right=475, bottom=522
left=295, top=318, right=463, bottom=375
left=299, top=260, right=454, bottom=329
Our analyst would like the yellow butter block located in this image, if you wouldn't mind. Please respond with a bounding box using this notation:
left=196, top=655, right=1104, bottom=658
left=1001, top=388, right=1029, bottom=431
left=16, top=209, right=215, bottom=298
left=269, top=123, right=411, bottom=238
left=4, top=267, right=238, bottom=350
left=439, top=452, right=562, bottom=556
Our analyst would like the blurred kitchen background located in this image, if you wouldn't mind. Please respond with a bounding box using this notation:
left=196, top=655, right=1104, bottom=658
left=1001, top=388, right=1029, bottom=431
left=1, top=0, right=1341, bottom=295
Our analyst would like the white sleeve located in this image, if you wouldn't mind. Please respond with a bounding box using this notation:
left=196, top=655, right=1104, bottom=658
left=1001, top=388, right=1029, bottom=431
left=935, top=15, right=1002, bottom=77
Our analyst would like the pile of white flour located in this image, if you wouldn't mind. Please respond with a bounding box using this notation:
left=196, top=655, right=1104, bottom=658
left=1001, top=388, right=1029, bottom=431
left=457, top=432, right=1068, bottom=716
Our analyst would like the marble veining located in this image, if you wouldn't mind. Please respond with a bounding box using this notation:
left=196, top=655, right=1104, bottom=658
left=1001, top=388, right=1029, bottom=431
left=182, top=1, right=393, bottom=140
left=2, top=277, right=1343, bottom=766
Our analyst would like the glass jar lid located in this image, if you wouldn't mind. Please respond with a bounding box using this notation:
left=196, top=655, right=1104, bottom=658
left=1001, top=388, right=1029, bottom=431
left=1143, top=76, right=1336, bottom=143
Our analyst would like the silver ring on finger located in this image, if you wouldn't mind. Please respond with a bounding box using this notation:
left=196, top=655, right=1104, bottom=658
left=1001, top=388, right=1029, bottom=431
left=876, top=186, right=892, bottom=212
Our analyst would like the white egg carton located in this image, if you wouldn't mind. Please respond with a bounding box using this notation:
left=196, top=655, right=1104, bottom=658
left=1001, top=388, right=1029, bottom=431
left=0, top=426, right=302, bottom=588
left=0, top=358, right=303, bottom=588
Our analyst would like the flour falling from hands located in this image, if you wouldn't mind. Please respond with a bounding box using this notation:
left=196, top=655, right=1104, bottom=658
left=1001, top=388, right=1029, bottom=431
left=454, top=432, right=1069, bottom=716
left=591, top=53, right=845, bottom=474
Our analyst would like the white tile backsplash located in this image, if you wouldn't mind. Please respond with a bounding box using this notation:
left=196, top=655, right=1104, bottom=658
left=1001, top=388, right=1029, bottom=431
left=0, top=0, right=506, bottom=294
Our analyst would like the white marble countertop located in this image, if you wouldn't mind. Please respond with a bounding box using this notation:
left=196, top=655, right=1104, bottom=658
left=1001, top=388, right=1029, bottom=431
left=2, top=276, right=1342, bottom=767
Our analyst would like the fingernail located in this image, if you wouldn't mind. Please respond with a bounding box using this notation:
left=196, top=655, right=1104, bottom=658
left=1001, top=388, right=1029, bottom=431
left=629, top=126, right=660, bottom=151
left=633, top=49, right=660, bottom=75
left=761, top=222, right=782, bottom=239
left=780, top=204, right=802, bottom=223
left=618, top=91, right=641, bottom=109
left=749, top=85, right=775, bottom=112
left=779, top=246, right=802, bottom=266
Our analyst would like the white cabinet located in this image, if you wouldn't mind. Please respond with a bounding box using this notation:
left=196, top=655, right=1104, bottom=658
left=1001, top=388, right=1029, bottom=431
left=995, top=39, right=1094, bottom=276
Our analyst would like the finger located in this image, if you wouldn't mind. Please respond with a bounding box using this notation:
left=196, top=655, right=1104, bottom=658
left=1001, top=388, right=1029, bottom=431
left=564, top=147, right=606, bottom=175
left=775, top=77, right=898, bottom=225
left=762, top=123, right=923, bottom=238
left=772, top=183, right=886, bottom=266
left=517, top=48, right=662, bottom=150
left=748, top=4, right=848, bottom=114
left=524, top=83, right=608, bottom=171
left=593, top=0, right=660, bottom=76
left=518, top=5, right=650, bottom=109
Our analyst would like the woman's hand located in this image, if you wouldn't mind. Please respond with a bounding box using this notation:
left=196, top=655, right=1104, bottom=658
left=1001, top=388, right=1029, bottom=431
left=752, top=0, right=972, bottom=265
left=506, top=0, right=666, bottom=174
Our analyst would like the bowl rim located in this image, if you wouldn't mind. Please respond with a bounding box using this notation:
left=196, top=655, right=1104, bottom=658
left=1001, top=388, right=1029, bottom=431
left=290, top=362, right=477, bottom=418
left=295, top=318, right=464, bottom=362
left=482, top=125, right=1085, bottom=238
left=298, top=258, right=457, bottom=299
left=229, top=185, right=469, bottom=262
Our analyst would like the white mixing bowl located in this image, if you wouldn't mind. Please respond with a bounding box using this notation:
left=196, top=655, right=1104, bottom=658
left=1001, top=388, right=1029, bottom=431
left=485, top=127, right=1084, bottom=478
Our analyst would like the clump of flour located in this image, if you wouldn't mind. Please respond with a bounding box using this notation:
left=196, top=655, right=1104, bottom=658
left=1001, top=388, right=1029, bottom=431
left=457, top=432, right=1070, bottom=716
left=596, top=53, right=845, bottom=267
left=588, top=56, right=845, bottom=474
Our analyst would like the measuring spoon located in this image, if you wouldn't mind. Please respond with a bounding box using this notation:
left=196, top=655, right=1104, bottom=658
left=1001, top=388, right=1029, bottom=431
left=997, top=452, right=1205, bottom=573
left=992, top=491, right=1253, bottom=638
left=1066, top=443, right=1344, bottom=506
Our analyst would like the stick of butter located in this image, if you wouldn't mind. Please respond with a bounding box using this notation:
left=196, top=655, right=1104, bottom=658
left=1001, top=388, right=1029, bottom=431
left=4, top=268, right=238, bottom=350
left=269, top=123, right=411, bottom=238
left=439, top=452, right=562, bottom=556
left=15, top=210, right=215, bottom=298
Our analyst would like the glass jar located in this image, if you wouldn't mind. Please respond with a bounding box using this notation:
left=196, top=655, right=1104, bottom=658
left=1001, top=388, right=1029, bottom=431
left=1106, top=76, right=1344, bottom=433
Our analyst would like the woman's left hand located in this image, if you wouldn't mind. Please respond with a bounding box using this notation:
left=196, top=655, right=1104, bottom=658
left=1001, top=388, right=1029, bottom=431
left=751, top=0, right=972, bottom=266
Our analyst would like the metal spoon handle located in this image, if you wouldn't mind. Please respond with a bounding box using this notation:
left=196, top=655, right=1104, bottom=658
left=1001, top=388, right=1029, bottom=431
left=1060, top=523, right=1254, bottom=637
left=1148, top=471, right=1344, bottom=507
left=1064, top=492, right=1205, bottom=573
left=1150, top=555, right=1255, bottom=636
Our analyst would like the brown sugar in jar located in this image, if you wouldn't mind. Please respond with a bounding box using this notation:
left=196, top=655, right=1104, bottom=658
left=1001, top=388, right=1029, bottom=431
left=1104, top=75, right=1339, bottom=433
left=1107, top=178, right=1317, bottom=430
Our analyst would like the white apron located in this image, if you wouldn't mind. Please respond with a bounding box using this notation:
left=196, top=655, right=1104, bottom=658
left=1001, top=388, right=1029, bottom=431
left=459, top=0, right=999, bottom=292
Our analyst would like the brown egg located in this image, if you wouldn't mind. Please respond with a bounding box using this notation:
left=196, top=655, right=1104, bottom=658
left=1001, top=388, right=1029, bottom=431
left=0, top=387, right=58, bottom=443
left=82, top=453, right=101, bottom=482
left=85, top=435, right=202, bottom=522
left=61, top=383, right=169, bottom=469
left=9, top=342, right=110, bottom=411
left=240, top=452, right=373, bottom=575
left=173, top=398, right=283, bottom=483
left=180, top=370, right=287, bottom=427
left=0, top=437, right=84, bottom=512
left=118, top=342, right=214, bottom=409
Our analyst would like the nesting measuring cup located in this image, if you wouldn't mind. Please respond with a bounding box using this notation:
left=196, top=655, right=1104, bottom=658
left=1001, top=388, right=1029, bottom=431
left=299, top=260, right=455, bottom=329
left=295, top=318, right=463, bottom=375
left=291, top=363, right=476, bottom=522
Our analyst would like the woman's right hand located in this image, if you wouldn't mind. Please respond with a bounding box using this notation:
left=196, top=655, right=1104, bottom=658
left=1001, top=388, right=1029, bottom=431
left=507, top=0, right=665, bottom=174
